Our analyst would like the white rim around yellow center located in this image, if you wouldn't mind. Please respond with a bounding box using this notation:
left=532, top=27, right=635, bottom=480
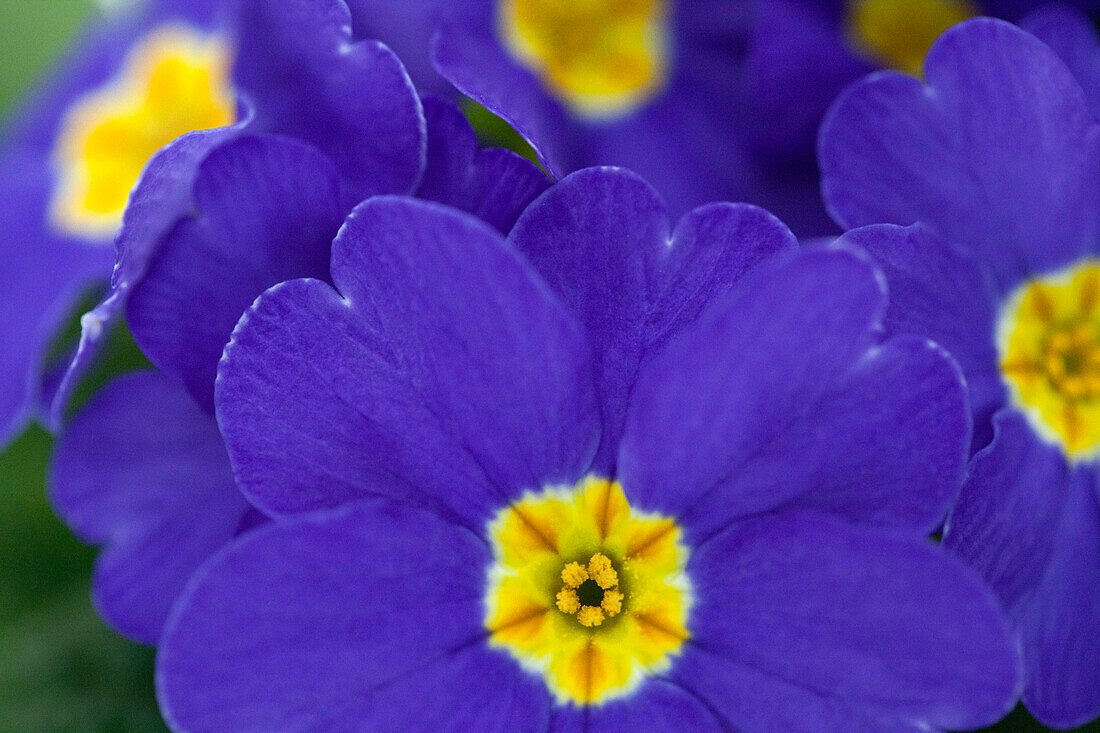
left=999, top=260, right=1100, bottom=459
left=497, top=0, right=670, bottom=120
left=485, top=477, right=691, bottom=704
left=50, top=24, right=236, bottom=240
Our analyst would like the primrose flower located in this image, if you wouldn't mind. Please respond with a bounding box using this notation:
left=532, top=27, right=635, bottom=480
left=48, top=91, right=546, bottom=645
left=819, top=18, right=1100, bottom=727
left=0, top=0, right=427, bottom=445
left=156, top=169, right=1019, bottom=731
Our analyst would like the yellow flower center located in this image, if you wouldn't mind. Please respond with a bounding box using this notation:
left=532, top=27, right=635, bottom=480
left=555, top=553, right=625, bottom=627
left=485, top=477, right=690, bottom=704
left=51, top=25, right=236, bottom=240
left=999, top=260, right=1100, bottom=458
left=846, top=0, right=978, bottom=76
left=497, top=0, right=670, bottom=120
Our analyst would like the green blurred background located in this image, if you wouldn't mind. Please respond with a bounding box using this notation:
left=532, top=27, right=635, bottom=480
left=0, top=2, right=1093, bottom=731
left=0, top=4, right=165, bottom=731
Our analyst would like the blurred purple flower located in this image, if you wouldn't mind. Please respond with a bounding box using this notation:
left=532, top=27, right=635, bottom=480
left=427, top=0, right=1097, bottom=242
left=819, top=17, right=1100, bottom=727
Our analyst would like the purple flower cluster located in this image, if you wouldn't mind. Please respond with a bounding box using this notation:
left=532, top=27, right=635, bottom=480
left=3, top=0, right=1099, bottom=730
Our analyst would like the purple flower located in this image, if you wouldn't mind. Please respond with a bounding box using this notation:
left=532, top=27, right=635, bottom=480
left=819, top=17, right=1100, bottom=727
left=0, top=0, right=220, bottom=446
left=46, top=2, right=548, bottom=644
left=155, top=168, right=1019, bottom=731
left=0, top=0, right=436, bottom=444
left=49, top=370, right=254, bottom=643
left=432, top=0, right=840, bottom=237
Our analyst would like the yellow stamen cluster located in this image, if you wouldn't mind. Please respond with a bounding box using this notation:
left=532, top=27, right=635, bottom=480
left=1000, top=261, right=1100, bottom=458
left=1037, top=324, right=1100, bottom=399
left=555, top=553, right=625, bottom=627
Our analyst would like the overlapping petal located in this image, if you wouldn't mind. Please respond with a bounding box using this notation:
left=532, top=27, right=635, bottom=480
left=126, top=135, right=343, bottom=411
left=1, top=3, right=238, bottom=436
left=49, top=371, right=251, bottom=643
left=431, top=3, right=766, bottom=222
left=60, top=0, right=426, bottom=421
left=619, top=247, right=970, bottom=542
left=510, top=167, right=796, bottom=470
left=673, top=511, right=1020, bottom=732
left=820, top=18, right=1100, bottom=288
left=1015, top=469, right=1100, bottom=728
left=432, top=15, right=570, bottom=179
left=837, top=224, right=1004, bottom=447
left=1020, top=3, right=1100, bottom=119
left=216, top=197, right=600, bottom=524
left=231, top=0, right=425, bottom=202
left=945, top=411, right=1100, bottom=727
left=415, top=95, right=549, bottom=234
left=8, top=3, right=1071, bottom=729
left=343, top=0, right=481, bottom=94
left=157, top=499, right=550, bottom=732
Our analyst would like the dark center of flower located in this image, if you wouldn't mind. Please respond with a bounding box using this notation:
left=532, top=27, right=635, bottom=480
left=576, top=578, right=605, bottom=607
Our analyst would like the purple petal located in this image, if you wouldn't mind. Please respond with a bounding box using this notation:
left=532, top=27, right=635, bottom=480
left=819, top=18, right=1100, bottom=288
left=549, top=680, right=723, bottom=732
left=673, top=512, right=1020, bottom=732
left=0, top=153, right=111, bottom=443
left=216, top=197, right=599, bottom=524
left=232, top=0, right=426, bottom=201
left=619, top=247, right=970, bottom=541
left=59, top=0, right=429, bottom=418
left=343, top=0, right=482, bottom=95
left=415, top=95, right=549, bottom=234
left=36, top=0, right=259, bottom=425
left=1020, top=3, right=1100, bottom=120
left=126, top=135, right=343, bottom=411
left=48, top=371, right=250, bottom=643
left=945, top=411, right=1100, bottom=727
left=837, top=223, right=1004, bottom=448
left=1016, top=468, right=1100, bottom=728
left=742, top=0, right=870, bottom=161
left=157, top=500, right=550, bottom=731
left=433, top=5, right=750, bottom=217
left=51, top=115, right=253, bottom=427
left=510, top=167, right=796, bottom=470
